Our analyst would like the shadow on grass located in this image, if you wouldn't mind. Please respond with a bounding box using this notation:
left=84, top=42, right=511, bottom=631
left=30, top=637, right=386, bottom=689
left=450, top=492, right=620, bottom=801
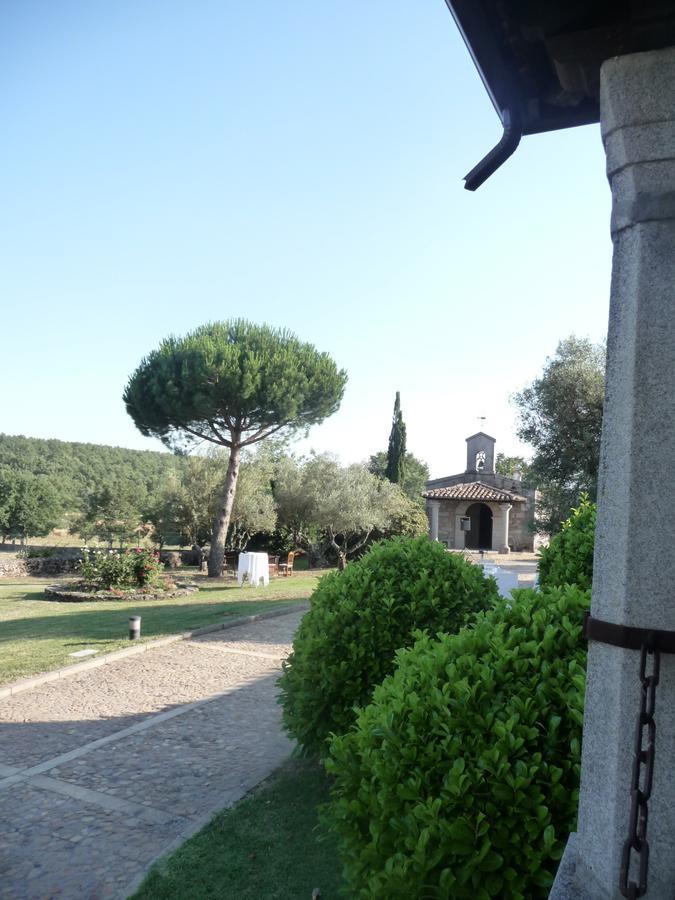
left=0, top=599, right=308, bottom=648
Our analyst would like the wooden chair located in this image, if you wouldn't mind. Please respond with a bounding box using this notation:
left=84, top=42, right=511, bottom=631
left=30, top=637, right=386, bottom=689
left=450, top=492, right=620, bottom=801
left=268, top=555, right=280, bottom=577
left=278, top=551, right=295, bottom=577
left=223, top=552, right=239, bottom=578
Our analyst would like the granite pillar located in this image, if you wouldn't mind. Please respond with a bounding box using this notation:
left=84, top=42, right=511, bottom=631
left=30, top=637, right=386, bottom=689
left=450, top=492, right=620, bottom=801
left=429, top=501, right=440, bottom=541
left=497, top=503, right=511, bottom=554
left=551, top=46, right=675, bottom=899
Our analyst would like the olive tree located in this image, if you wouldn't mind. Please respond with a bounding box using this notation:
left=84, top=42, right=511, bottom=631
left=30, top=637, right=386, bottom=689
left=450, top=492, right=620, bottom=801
left=368, top=450, right=429, bottom=504
left=275, top=454, right=418, bottom=569
left=124, top=321, right=346, bottom=575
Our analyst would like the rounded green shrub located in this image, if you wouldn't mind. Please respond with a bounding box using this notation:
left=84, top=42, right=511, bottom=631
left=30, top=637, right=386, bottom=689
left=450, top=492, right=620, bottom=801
left=279, top=537, right=499, bottom=755
left=538, top=495, right=596, bottom=591
left=324, top=584, right=590, bottom=899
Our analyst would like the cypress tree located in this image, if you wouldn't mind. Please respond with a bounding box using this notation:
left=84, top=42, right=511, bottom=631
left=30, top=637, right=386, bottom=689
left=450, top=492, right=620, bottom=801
left=385, top=391, right=407, bottom=484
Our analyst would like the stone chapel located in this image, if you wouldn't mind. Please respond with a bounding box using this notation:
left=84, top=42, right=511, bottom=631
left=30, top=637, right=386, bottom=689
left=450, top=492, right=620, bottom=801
left=423, top=432, right=538, bottom=552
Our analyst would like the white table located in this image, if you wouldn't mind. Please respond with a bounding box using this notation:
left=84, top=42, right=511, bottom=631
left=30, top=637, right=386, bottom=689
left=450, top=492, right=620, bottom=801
left=237, top=552, right=269, bottom=587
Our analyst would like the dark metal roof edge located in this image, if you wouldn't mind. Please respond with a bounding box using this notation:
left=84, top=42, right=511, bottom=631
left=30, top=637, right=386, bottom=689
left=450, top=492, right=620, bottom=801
left=443, top=0, right=512, bottom=121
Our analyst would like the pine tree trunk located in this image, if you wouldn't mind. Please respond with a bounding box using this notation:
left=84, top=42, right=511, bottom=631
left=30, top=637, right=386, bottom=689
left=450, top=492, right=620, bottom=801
left=208, top=440, right=241, bottom=577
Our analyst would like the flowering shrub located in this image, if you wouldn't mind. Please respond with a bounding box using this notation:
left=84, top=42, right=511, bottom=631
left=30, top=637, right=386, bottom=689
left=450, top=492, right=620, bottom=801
left=78, top=547, right=163, bottom=590
left=132, top=547, right=164, bottom=587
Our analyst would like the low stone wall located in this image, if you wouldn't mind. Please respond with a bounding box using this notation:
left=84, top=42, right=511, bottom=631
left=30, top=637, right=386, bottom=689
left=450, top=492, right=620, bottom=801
left=160, top=549, right=204, bottom=568
left=0, top=557, right=80, bottom=578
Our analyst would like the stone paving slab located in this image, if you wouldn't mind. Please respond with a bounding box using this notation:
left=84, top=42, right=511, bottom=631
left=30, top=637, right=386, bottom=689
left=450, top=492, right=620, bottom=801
left=0, top=781, right=186, bottom=899
left=0, top=607, right=304, bottom=899
left=47, top=674, right=291, bottom=819
left=0, top=611, right=301, bottom=769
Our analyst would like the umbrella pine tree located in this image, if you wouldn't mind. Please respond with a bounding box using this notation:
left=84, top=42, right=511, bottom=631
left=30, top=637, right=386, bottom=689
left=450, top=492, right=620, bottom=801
left=124, top=320, right=346, bottom=576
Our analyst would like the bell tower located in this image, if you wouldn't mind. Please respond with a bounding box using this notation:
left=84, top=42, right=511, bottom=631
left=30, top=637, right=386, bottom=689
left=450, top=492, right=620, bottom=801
left=465, top=432, right=496, bottom=475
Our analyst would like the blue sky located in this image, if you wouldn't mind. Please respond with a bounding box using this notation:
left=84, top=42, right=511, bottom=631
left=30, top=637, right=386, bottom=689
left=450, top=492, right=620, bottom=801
left=1, top=1, right=611, bottom=477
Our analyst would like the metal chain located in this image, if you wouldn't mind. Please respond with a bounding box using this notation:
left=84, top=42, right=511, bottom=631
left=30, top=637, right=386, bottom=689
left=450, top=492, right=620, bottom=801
left=619, top=642, right=661, bottom=898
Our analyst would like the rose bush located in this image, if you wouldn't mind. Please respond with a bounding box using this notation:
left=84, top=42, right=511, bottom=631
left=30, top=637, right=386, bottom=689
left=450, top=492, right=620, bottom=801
left=78, top=547, right=164, bottom=590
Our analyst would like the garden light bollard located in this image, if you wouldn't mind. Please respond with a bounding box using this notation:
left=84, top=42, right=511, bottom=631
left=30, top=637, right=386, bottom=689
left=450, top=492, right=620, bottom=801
left=128, top=615, right=141, bottom=640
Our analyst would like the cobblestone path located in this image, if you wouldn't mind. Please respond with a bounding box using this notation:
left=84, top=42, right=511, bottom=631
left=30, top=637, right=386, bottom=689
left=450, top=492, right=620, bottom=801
left=0, top=608, right=305, bottom=899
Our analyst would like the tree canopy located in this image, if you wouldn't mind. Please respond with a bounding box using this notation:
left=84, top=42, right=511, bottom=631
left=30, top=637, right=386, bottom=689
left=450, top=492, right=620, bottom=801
left=368, top=450, right=429, bottom=504
left=275, top=454, right=425, bottom=568
left=514, top=336, right=605, bottom=532
left=0, top=467, right=63, bottom=543
left=124, top=320, right=346, bottom=574
left=0, top=433, right=178, bottom=512
left=385, top=391, right=406, bottom=484
left=495, top=453, right=532, bottom=483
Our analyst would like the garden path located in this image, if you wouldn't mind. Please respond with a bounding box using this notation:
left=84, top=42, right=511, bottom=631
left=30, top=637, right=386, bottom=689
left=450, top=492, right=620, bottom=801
left=0, top=607, right=305, bottom=899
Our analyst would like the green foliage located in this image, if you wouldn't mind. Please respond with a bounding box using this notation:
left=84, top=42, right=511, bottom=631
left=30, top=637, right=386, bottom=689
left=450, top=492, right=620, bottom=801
left=385, top=391, right=407, bottom=484
left=143, top=478, right=183, bottom=549
left=124, top=320, right=346, bottom=575
left=73, top=479, right=147, bottom=547
left=227, top=451, right=277, bottom=549
left=123, top=320, right=347, bottom=453
left=274, top=454, right=418, bottom=564
left=149, top=449, right=277, bottom=550
left=374, top=496, right=430, bottom=542
left=514, top=336, right=605, bottom=532
left=0, top=433, right=180, bottom=513
left=279, top=537, right=499, bottom=754
left=166, top=454, right=223, bottom=547
left=132, top=547, right=165, bottom=587
left=495, top=453, right=532, bottom=484
left=538, top=496, right=596, bottom=592
left=78, top=547, right=164, bottom=590
left=0, top=467, right=63, bottom=541
left=325, top=584, right=590, bottom=899
left=79, top=549, right=137, bottom=589
left=369, top=450, right=429, bottom=504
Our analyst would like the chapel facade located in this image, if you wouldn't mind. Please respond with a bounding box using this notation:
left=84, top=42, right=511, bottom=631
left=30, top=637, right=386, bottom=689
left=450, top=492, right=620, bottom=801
left=423, top=432, right=538, bottom=552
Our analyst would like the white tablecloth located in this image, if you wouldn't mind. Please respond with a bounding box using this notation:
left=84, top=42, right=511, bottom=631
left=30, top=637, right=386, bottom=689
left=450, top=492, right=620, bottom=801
left=237, top=552, right=269, bottom=586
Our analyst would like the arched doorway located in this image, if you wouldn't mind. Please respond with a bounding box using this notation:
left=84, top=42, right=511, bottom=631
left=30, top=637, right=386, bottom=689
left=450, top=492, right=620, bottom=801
left=465, top=503, right=493, bottom=550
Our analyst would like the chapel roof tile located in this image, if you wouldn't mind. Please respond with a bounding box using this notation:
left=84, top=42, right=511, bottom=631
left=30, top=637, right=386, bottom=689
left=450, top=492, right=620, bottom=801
left=423, top=482, right=525, bottom=503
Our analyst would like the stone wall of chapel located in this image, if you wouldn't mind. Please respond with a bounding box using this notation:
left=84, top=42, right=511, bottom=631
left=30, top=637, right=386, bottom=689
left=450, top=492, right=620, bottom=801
left=437, top=500, right=457, bottom=547
left=508, top=501, right=534, bottom=551
left=425, top=489, right=540, bottom=552
left=424, top=454, right=543, bottom=551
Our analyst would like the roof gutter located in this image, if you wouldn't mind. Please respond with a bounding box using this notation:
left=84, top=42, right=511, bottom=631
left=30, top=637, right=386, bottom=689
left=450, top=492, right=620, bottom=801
left=463, top=106, right=522, bottom=191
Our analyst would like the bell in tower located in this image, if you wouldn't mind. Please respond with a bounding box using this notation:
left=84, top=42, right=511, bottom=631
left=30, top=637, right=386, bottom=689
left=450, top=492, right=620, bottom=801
left=465, top=432, right=496, bottom=475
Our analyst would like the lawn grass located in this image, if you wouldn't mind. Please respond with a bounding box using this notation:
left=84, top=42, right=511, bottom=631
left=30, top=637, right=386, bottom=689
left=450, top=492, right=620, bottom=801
left=0, top=572, right=324, bottom=685
left=131, top=757, right=343, bottom=900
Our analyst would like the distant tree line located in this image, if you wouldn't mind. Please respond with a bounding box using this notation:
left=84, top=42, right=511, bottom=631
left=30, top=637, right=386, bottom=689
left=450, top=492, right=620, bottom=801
left=0, top=435, right=179, bottom=545
left=0, top=433, right=428, bottom=562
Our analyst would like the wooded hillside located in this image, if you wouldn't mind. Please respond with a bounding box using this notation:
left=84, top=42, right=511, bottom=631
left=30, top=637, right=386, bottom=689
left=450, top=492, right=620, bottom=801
left=0, top=434, right=181, bottom=511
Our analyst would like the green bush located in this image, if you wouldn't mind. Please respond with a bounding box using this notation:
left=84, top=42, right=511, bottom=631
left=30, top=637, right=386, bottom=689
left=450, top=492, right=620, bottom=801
left=325, top=584, right=590, bottom=899
left=279, top=537, right=499, bottom=755
left=78, top=547, right=163, bottom=589
left=538, top=495, right=596, bottom=591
